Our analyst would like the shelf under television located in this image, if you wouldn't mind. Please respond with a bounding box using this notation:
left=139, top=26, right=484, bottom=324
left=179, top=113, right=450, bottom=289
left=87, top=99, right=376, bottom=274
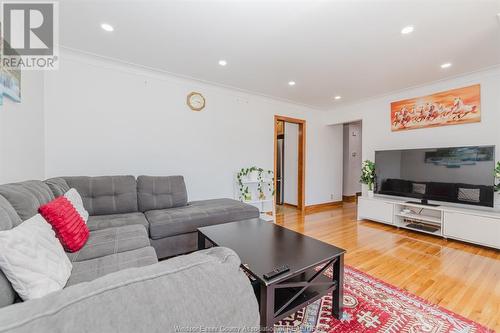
left=399, top=221, right=443, bottom=236
left=394, top=201, right=443, bottom=236
left=395, top=212, right=442, bottom=224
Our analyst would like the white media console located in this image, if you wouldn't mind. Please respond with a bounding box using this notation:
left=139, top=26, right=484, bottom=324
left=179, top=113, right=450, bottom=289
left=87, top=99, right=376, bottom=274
left=358, top=196, right=500, bottom=249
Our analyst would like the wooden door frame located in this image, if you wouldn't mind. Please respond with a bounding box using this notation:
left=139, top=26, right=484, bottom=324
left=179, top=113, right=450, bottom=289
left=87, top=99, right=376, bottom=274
left=274, top=115, right=306, bottom=211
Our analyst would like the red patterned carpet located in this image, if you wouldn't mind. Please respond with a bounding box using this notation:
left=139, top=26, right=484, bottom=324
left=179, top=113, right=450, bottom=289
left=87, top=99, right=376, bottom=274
left=274, top=265, right=493, bottom=333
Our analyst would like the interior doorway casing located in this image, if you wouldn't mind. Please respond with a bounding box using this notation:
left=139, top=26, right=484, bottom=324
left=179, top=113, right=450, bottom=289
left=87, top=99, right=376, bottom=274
left=274, top=115, right=306, bottom=211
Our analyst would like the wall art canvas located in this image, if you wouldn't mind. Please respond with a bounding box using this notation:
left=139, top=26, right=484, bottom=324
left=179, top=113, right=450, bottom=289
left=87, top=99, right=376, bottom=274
left=1, top=67, right=21, bottom=102
left=424, top=146, right=493, bottom=168
left=0, top=77, right=3, bottom=106
left=391, top=84, right=480, bottom=131
left=0, top=37, right=21, bottom=103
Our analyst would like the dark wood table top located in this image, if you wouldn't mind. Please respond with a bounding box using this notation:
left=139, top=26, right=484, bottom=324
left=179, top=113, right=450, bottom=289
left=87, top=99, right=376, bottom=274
left=198, top=219, right=346, bottom=286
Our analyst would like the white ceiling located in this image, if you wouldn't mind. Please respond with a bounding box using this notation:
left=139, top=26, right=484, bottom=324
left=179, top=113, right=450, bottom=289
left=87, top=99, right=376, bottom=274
left=59, top=0, right=500, bottom=110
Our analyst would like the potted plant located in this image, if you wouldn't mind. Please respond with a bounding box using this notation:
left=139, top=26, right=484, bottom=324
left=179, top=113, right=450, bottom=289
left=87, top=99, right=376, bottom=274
left=237, top=167, right=275, bottom=202
left=360, top=160, right=376, bottom=197
left=237, top=169, right=252, bottom=200
left=247, top=166, right=259, bottom=182
left=256, top=168, right=266, bottom=200
left=242, top=186, right=252, bottom=202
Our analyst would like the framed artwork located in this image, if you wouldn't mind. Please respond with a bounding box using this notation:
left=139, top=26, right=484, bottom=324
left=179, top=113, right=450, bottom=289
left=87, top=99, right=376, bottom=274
left=1, top=67, right=21, bottom=102
left=0, top=38, right=21, bottom=103
left=391, top=84, right=480, bottom=131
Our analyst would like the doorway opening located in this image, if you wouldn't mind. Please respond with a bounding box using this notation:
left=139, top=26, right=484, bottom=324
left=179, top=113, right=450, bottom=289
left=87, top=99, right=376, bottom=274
left=274, top=115, right=306, bottom=211
left=342, top=121, right=362, bottom=203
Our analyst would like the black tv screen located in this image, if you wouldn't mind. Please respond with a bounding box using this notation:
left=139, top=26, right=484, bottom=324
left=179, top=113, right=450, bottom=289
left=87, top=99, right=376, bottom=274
left=375, top=146, right=495, bottom=207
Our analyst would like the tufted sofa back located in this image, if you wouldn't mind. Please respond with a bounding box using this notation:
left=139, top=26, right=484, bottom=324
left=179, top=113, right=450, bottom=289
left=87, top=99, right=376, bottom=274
left=0, top=181, right=55, bottom=221
left=137, top=176, right=188, bottom=212
left=60, top=176, right=139, bottom=216
left=0, top=175, right=191, bottom=308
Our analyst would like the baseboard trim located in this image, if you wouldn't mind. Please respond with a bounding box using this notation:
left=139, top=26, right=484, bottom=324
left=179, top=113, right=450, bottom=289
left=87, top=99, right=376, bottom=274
left=305, top=201, right=343, bottom=213
left=343, top=195, right=357, bottom=203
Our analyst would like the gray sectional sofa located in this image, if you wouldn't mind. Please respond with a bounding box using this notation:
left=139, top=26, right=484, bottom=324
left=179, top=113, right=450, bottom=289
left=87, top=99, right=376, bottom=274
left=0, top=175, right=260, bottom=332
left=45, top=175, right=260, bottom=259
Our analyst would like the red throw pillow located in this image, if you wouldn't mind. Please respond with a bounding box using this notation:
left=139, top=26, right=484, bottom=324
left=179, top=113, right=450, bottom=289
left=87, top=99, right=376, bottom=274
left=39, top=196, right=89, bottom=252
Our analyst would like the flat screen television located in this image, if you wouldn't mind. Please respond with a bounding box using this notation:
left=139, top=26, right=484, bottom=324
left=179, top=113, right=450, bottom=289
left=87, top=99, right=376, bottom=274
left=375, top=146, right=495, bottom=207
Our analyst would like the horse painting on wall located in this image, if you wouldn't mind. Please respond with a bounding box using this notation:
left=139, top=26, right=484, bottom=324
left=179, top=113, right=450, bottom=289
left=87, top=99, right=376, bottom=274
left=390, top=84, right=480, bottom=131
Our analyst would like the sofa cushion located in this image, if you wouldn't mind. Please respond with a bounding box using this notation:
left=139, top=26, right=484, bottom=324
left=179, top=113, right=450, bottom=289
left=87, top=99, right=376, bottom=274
left=64, top=188, right=89, bottom=223
left=86, top=212, right=149, bottom=233
left=0, top=248, right=259, bottom=333
left=137, top=176, right=188, bottom=212
left=66, top=246, right=157, bottom=286
left=0, top=195, right=22, bottom=308
left=0, top=214, right=72, bottom=301
left=63, top=176, right=138, bottom=216
left=0, top=195, right=22, bottom=231
left=380, top=178, right=412, bottom=194
left=150, top=232, right=199, bottom=259
left=44, top=178, right=71, bottom=197
left=0, top=181, right=55, bottom=220
left=39, top=196, right=90, bottom=253
left=427, top=181, right=456, bottom=202
left=145, top=198, right=260, bottom=239
left=411, top=183, right=426, bottom=195
left=455, top=183, right=493, bottom=206
left=67, top=225, right=151, bottom=262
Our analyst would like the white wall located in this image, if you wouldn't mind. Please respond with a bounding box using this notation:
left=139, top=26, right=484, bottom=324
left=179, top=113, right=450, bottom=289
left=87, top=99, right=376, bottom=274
left=0, top=71, right=45, bottom=183
left=283, top=122, right=298, bottom=205
left=342, top=122, right=362, bottom=196
left=324, top=67, right=500, bottom=195
left=44, top=50, right=342, bottom=205
left=342, top=125, right=349, bottom=195
left=327, top=124, right=344, bottom=202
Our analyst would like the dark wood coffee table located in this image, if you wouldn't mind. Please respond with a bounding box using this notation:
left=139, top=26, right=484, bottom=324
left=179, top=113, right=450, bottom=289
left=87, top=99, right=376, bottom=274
left=197, top=219, right=345, bottom=329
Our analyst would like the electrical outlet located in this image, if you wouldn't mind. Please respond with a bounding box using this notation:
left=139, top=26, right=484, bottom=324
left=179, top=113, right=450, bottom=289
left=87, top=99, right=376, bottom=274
left=330, top=194, right=334, bottom=200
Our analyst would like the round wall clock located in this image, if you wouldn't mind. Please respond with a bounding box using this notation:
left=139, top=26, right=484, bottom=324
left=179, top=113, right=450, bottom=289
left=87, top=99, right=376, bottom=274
left=187, top=92, right=206, bottom=111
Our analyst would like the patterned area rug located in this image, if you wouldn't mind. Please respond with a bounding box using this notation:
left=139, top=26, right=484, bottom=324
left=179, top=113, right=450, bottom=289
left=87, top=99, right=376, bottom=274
left=274, top=265, right=493, bottom=333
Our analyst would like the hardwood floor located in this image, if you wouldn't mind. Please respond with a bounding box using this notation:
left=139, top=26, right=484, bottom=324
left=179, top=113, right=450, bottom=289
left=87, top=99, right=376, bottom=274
left=275, top=203, right=500, bottom=331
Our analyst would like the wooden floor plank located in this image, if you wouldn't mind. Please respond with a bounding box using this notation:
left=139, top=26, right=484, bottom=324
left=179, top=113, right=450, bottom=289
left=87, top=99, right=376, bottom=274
left=275, top=203, right=500, bottom=331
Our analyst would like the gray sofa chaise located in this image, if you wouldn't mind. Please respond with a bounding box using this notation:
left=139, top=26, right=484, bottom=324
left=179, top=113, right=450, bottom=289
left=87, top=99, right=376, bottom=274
left=0, top=176, right=260, bottom=332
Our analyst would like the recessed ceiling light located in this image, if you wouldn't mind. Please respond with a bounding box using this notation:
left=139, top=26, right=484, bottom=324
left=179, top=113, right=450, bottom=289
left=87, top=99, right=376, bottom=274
left=440, top=62, right=452, bottom=69
left=101, top=23, right=114, bottom=32
left=401, top=25, right=414, bottom=34
left=334, top=96, right=342, bottom=100
left=288, top=81, right=296, bottom=86
left=218, top=60, right=227, bottom=66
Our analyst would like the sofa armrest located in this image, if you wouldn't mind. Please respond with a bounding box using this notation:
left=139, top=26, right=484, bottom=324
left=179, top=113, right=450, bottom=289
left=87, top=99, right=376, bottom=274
left=0, top=247, right=259, bottom=333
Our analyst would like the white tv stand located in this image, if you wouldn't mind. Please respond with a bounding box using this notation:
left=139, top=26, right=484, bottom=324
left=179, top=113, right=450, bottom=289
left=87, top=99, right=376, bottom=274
left=358, top=196, right=500, bottom=249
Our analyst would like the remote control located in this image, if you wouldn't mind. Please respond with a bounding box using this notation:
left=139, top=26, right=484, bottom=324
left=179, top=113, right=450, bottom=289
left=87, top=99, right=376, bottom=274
left=263, top=264, right=290, bottom=280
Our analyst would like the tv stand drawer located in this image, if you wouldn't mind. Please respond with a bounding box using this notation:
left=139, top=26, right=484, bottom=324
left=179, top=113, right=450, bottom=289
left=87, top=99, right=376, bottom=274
left=444, top=212, right=500, bottom=249
left=358, top=197, right=394, bottom=225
